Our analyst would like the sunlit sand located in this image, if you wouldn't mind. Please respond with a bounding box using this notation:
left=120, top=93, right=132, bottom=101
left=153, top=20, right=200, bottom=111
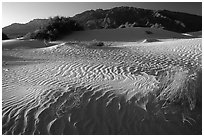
left=2, top=28, right=202, bottom=135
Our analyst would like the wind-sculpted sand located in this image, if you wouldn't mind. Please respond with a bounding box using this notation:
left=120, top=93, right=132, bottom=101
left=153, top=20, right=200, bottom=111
left=2, top=38, right=202, bottom=134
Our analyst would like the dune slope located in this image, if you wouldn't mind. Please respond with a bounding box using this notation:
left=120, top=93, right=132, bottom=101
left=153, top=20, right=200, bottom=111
left=2, top=38, right=202, bottom=135
left=62, top=27, right=191, bottom=42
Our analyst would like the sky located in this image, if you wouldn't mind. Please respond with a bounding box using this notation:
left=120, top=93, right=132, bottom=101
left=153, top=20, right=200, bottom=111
left=2, top=2, right=202, bottom=27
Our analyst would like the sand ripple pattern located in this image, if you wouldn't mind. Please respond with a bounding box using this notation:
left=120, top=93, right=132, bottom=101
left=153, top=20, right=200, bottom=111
left=2, top=38, right=202, bottom=134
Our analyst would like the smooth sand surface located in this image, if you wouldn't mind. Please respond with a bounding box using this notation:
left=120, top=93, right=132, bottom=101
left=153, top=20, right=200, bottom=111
left=2, top=28, right=202, bottom=135
left=188, top=31, right=202, bottom=38
left=62, top=27, right=191, bottom=42
left=2, top=39, right=55, bottom=49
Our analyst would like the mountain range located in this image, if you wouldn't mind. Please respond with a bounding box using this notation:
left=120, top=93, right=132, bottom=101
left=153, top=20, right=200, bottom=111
left=3, top=6, right=202, bottom=38
left=3, top=19, right=49, bottom=38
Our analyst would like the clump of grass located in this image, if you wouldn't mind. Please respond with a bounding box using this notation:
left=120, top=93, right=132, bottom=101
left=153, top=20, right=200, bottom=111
left=156, top=67, right=198, bottom=109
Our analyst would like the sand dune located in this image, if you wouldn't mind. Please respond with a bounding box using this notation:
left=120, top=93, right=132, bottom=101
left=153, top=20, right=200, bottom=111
left=62, top=27, right=191, bottom=42
left=188, top=31, right=202, bottom=38
left=2, top=27, right=193, bottom=50
left=2, top=37, right=202, bottom=134
left=2, top=39, right=55, bottom=49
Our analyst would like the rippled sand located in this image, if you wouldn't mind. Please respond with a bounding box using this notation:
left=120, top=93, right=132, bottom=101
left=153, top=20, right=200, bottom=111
left=2, top=38, right=202, bottom=135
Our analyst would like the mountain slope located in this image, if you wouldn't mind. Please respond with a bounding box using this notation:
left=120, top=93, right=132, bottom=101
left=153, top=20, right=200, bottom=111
left=2, top=6, right=202, bottom=38
left=3, top=19, right=49, bottom=38
left=72, top=7, right=201, bottom=32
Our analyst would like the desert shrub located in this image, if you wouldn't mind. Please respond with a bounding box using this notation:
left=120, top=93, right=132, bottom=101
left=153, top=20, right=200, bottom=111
left=145, top=30, right=153, bottom=34
left=95, top=41, right=104, bottom=46
left=2, top=33, right=9, bottom=40
left=89, top=40, right=105, bottom=47
left=143, top=38, right=160, bottom=43
left=28, top=16, right=84, bottom=41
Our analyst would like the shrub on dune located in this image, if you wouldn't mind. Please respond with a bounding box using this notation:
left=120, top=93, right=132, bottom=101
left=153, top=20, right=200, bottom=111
left=2, top=33, right=9, bottom=40
left=142, top=38, right=160, bottom=43
left=89, top=40, right=105, bottom=47
left=95, top=41, right=105, bottom=46
left=27, top=16, right=84, bottom=41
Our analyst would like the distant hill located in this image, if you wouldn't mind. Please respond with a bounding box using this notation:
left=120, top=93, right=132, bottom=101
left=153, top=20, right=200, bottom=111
left=3, top=6, right=202, bottom=38
left=3, top=19, right=49, bottom=38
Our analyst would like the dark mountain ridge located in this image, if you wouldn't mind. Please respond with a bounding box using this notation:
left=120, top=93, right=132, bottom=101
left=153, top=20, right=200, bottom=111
left=3, top=6, right=202, bottom=38
left=73, top=6, right=201, bottom=32
left=3, top=19, right=49, bottom=38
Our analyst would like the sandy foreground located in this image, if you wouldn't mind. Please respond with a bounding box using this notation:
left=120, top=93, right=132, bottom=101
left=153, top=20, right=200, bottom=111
left=2, top=28, right=202, bottom=135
